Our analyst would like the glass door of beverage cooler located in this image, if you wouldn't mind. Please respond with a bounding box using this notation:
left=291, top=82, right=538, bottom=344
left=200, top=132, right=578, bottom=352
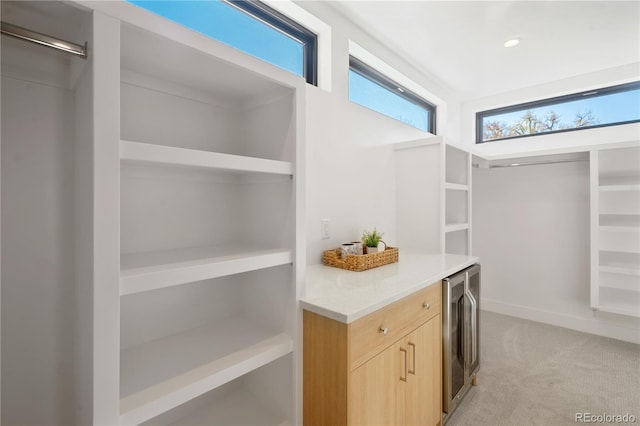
left=443, top=272, right=466, bottom=413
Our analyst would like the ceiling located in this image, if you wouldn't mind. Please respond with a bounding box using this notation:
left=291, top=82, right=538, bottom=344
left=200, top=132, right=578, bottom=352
left=328, top=1, right=640, bottom=100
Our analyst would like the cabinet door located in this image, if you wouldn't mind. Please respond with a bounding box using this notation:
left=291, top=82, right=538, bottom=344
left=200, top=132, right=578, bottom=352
left=404, top=316, right=442, bottom=426
left=348, top=317, right=442, bottom=426
left=349, top=338, right=404, bottom=425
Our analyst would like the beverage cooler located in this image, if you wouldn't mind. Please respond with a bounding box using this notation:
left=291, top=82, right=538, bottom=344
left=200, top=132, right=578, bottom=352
left=442, top=264, right=481, bottom=421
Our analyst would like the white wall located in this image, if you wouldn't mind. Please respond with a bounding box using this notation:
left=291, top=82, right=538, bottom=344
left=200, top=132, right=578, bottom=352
left=304, top=87, right=424, bottom=263
left=297, top=1, right=460, bottom=264
left=473, top=161, right=640, bottom=343
left=1, top=75, right=76, bottom=425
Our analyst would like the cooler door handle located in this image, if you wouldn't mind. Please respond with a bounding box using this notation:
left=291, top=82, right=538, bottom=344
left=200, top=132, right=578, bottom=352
left=466, top=289, right=478, bottom=366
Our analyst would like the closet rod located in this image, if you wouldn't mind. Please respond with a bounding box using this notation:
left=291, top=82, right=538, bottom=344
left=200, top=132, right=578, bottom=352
left=1, top=21, right=87, bottom=59
left=473, top=158, right=588, bottom=169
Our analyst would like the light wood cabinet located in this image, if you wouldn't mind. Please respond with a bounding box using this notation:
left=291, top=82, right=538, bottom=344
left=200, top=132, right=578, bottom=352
left=304, top=282, right=442, bottom=426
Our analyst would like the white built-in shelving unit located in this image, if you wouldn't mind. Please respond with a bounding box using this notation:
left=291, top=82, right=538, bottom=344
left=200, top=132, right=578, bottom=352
left=3, top=1, right=305, bottom=423
left=27, top=1, right=306, bottom=423
left=394, top=137, right=473, bottom=256
left=443, top=144, right=472, bottom=255
left=114, top=18, right=303, bottom=425
left=591, top=146, right=640, bottom=317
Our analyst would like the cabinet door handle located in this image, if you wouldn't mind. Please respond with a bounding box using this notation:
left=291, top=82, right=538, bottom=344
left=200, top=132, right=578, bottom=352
left=407, top=342, right=416, bottom=375
left=423, top=302, right=431, bottom=310
left=379, top=326, right=388, bottom=336
left=399, top=347, right=408, bottom=382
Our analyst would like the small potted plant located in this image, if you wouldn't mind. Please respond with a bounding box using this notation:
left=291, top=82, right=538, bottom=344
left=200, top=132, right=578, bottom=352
left=362, top=228, right=384, bottom=254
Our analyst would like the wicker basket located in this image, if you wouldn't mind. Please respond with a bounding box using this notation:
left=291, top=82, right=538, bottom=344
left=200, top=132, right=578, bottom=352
left=322, top=247, right=399, bottom=272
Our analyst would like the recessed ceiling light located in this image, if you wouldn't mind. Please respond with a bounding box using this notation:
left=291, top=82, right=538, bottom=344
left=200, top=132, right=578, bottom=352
left=504, top=38, right=520, bottom=48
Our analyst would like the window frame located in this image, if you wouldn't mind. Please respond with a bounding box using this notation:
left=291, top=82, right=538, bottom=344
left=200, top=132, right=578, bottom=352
left=476, top=81, right=640, bottom=144
left=349, top=55, right=436, bottom=133
left=226, top=0, right=317, bottom=85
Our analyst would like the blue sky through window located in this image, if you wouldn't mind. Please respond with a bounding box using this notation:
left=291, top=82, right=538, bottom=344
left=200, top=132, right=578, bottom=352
left=480, top=85, right=640, bottom=142
left=127, top=0, right=304, bottom=76
left=349, top=69, right=429, bottom=132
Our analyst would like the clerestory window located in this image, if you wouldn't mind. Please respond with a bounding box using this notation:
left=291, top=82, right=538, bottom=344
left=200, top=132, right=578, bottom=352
left=127, top=0, right=318, bottom=85
left=348, top=55, right=436, bottom=133
left=476, top=81, right=640, bottom=143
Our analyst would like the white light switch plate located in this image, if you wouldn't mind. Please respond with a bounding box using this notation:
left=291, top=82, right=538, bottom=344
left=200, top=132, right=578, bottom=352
left=321, top=219, right=330, bottom=239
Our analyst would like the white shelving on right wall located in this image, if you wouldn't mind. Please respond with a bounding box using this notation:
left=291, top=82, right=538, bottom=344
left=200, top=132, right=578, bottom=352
left=443, top=144, right=472, bottom=255
left=591, top=146, right=640, bottom=317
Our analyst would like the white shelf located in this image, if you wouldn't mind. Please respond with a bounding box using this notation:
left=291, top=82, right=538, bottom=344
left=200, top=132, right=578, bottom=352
left=445, top=223, right=469, bottom=233
left=598, top=231, right=640, bottom=254
left=445, top=182, right=469, bottom=191
left=599, top=273, right=640, bottom=292
left=121, top=246, right=292, bottom=295
left=600, top=214, right=640, bottom=228
left=120, top=140, right=293, bottom=176
left=597, top=303, right=640, bottom=317
left=120, top=317, right=293, bottom=425
left=599, top=184, right=640, bottom=192
left=600, top=265, right=640, bottom=277
left=599, top=175, right=640, bottom=188
left=600, top=226, right=640, bottom=233
left=167, top=387, right=289, bottom=426
left=599, top=248, right=639, bottom=279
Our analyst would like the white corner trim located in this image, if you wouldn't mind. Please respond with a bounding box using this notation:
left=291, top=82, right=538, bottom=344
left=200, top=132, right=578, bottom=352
left=482, top=298, right=640, bottom=344
left=263, top=0, right=332, bottom=92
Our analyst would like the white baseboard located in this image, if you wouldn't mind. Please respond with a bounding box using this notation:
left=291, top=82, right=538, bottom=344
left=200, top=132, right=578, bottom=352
left=481, top=298, right=640, bottom=344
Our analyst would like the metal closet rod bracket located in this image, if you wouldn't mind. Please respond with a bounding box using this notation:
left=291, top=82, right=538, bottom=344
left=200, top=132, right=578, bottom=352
left=1, top=21, right=88, bottom=59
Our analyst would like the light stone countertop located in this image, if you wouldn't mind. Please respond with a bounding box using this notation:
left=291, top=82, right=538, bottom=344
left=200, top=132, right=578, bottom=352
left=301, top=250, right=479, bottom=324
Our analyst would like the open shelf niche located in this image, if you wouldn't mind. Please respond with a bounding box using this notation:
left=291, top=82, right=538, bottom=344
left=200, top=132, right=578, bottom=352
left=443, top=144, right=472, bottom=255
left=139, top=355, right=293, bottom=426
left=119, top=266, right=294, bottom=424
left=591, top=145, right=640, bottom=317
left=116, top=19, right=302, bottom=425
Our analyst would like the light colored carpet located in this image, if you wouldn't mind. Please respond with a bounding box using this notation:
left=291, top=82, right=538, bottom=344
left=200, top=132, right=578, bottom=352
left=445, top=311, right=640, bottom=426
